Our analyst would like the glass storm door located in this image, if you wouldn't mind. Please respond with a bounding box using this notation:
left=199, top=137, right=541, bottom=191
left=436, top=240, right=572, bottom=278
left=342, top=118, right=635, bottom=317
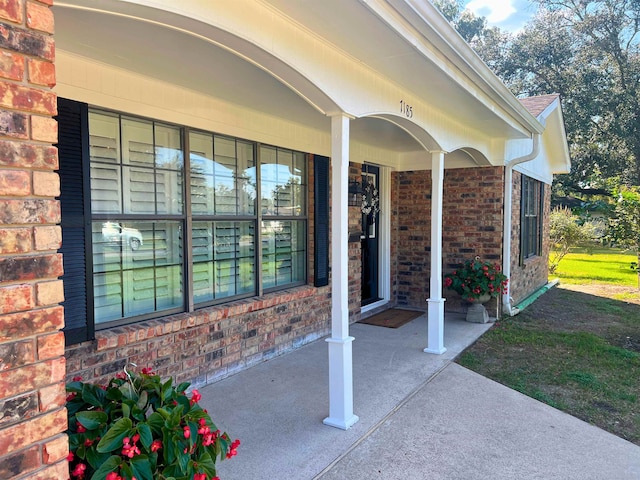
left=361, top=165, right=380, bottom=306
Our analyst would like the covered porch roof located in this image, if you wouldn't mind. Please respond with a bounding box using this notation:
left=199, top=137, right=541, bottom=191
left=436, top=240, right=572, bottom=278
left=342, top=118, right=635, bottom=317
left=54, top=0, right=547, bottom=170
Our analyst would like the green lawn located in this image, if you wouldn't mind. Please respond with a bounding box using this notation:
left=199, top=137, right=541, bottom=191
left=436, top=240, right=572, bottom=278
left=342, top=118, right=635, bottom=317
left=457, top=246, right=640, bottom=446
left=552, top=247, right=639, bottom=286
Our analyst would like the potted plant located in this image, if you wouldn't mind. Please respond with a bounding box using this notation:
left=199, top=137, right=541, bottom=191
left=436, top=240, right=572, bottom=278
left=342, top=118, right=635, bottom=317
left=66, top=366, right=239, bottom=480
left=444, top=256, right=508, bottom=323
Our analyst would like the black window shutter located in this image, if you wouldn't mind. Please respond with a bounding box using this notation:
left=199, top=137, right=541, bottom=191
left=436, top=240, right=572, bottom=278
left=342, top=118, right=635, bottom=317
left=314, top=156, right=330, bottom=287
left=57, top=98, right=94, bottom=345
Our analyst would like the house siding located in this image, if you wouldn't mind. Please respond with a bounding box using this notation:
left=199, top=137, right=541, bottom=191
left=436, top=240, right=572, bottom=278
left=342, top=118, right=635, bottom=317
left=0, top=1, right=70, bottom=478
left=509, top=171, right=551, bottom=305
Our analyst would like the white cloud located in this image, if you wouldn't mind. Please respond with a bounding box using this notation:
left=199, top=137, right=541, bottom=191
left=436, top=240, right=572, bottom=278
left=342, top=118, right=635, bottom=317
left=465, top=0, right=517, bottom=23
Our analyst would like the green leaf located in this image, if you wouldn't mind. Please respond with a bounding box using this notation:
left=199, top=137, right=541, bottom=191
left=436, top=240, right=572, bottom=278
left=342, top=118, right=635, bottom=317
left=85, top=447, right=111, bottom=470
left=82, top=383, right=106, bottom=407
left=147, top=411, right=165, bottom=434
left=196, top=451, right=217, bottom=477
left=130, top=454, right=154, bottom=480
left=89, top=455, right=122, bottom=480
left=76, top=411, right=108, bottom=430
left=176, top=382, right=190, bottom=393
left=122, top=401, right=131, bottom=419
left=137, top=390, right=148, bottom=410
left=96, top=417, right=133, bottom=453
left=137, top=423, right=153, bottom=451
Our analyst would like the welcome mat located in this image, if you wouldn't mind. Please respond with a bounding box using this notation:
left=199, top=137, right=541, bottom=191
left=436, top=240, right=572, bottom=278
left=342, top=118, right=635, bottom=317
left=358, top=308, right=423, bottom=329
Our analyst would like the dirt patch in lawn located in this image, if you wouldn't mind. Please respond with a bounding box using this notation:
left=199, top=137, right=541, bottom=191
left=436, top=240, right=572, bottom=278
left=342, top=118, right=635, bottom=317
left=457, top=283, right=640, bottom=445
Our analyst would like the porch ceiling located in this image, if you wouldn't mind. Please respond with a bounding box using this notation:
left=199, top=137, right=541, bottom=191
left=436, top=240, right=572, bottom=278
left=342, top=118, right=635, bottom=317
left=54, top=4, right=424, bottom=156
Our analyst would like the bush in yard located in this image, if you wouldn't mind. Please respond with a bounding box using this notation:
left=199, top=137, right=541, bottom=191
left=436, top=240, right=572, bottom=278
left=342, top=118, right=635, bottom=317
left=549, top=206, right=599, bottom=273
left=66, top=366, right=239, bottom=480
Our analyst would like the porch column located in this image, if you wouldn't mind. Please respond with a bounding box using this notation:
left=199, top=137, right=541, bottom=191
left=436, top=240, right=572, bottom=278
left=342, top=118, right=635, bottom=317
left=324, top=113, right=359, bottom=430
left=424, top=150, right=447, bottom=354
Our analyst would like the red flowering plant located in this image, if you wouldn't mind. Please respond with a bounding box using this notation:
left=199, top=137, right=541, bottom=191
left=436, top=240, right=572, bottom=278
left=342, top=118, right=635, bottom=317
left=65, top=366, right=239, bottom=480
left=444, top=256, right=508, bottom=300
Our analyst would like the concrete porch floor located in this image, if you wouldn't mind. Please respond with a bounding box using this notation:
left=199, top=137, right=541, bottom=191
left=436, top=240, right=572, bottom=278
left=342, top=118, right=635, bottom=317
left=199, top=312, right=640, bottom=480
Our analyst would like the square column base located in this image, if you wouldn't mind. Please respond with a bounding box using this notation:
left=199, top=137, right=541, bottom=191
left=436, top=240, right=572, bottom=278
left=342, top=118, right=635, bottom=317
left=424, top=298, right=446, bottom=355
left=324, top=336, right=359, bottom=430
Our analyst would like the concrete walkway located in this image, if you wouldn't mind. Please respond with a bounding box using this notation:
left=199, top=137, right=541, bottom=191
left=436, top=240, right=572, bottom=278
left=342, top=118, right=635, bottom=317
left=199, top=313, right=640, bottom=480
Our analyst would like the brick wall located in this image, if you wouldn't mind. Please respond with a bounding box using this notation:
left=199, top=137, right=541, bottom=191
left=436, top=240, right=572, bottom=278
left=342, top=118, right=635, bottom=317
left=394, top=167, right=505, bottom=315
left=509, top=171, right=551, bottom=305
left=65, top=286, right=332, bottom=387
left=0, top=1, right=69, bottom=479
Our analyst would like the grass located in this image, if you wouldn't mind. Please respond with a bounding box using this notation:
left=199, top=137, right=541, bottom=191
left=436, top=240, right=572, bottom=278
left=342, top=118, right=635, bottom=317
left=457, top=247, right=640, bottom=446
left=552, top=247, right=638, bottom=286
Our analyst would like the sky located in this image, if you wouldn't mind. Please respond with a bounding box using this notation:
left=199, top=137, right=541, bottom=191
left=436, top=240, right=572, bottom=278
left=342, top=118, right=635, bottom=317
left=463, top=0, right=537, bottom=33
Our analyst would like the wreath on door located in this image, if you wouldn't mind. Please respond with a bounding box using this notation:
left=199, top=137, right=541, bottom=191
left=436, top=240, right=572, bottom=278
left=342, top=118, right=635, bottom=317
left=361, top=179, right=380, bottom=217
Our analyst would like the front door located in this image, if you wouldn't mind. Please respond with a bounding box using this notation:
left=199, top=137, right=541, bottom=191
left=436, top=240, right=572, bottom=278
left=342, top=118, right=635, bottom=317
left=361, top=165, right=380, bottom=306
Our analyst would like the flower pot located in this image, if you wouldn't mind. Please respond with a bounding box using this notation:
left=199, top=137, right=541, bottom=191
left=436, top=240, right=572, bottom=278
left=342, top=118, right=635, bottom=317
left=464, top=294, right=492, bottom=323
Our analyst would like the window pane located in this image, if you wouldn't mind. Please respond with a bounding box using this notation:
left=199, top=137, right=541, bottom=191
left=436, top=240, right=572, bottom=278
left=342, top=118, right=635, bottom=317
left=238, top=141, right=256, bottom=215
left=190, top=132, right=215, bottom=214
left=89, top=112, right=121, bottom=214
left=92, top=220, right=183, bottom=325
left=261, top=220, right=305, bottom=289
left=260, top=146, right=306, bottom=216
left=192, top=221, right=256, bottom=305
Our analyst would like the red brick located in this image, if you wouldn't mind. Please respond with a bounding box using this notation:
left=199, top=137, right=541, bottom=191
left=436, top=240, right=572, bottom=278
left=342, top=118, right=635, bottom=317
left=0, top=408, right=66, bottom=456
left=33, top=225, right=60, bottom=251
left=26, top=460, right=70, bottom=480
left=0, top=23, right=54, bottom=61
left=37, top=331, right=63, bottom=360
left=0, top=140, right=57, bottom=169
left=0, top=391, right=38, bottom=429
left=0, top=253, right=63, bottom=282
left=0, top=0, right=24, bottom=24
left=27, top=58, right=54, bottom=87
left=0, top=168, right=29, bottom=195
left=0, top=109, right=28, bottom=139
left=0, top=227, right=32, bottom=253
left=32, top=170, right=58, bottom=196
left=38, top=381, right=64, bottom=412
left=0, top=445, right=40, bottom=478
left=0, top=306, right=63, bottom=341
left=0, top=198, right=60, bottom=223
left=0, top=358, right=65, bottom=399
left=30, top=114, right=56, bottom=142
left=0, top=338, right=34, bottom=370
left=0, top=83, right=56, bottom=115
left=42, top=434, right=67, bottom=465
left=26, top=1, right=53, bottom=34
left=0, top=284, right=33, bottom=314
left=0, top=50, right=23, bottom=81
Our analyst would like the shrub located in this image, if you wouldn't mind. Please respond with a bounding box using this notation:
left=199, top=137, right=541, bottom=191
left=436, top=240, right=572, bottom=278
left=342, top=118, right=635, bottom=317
left=444, top=256, right=508, bottom=300
left=66, top=366, right=239, bottom=480
left=549, top=207, right=599, bottom=273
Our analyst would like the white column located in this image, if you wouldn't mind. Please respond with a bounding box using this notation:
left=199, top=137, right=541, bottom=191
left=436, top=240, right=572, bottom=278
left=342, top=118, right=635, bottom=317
left=323, top=113, right=359, bottom=430
left=424, top=150, right=447, bottom=354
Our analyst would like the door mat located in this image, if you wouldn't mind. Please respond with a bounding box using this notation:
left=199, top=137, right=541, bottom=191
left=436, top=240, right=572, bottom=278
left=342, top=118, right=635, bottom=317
left=358, top=308, right=424, bottom=328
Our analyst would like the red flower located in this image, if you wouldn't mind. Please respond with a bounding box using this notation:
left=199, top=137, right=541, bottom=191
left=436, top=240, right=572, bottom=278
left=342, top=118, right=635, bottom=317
left=72, top=376, right=82, bottom=381
left=84, top=438, right=93, bottom=447
left=226, top=439, right=241, bottom=459
left=150, top=439, right=162, bottom=452
left=183, top=426, right=191, bottom=439
left=444, top=277, right=453, bottom=288
left=71, top=462, right=86, bottom=478
left=66, top=392, right=77, bottom=402
left=106, top=472, right=123, bottom=480
left=194, top=473, right=207, bottom=480
left=122, top=436, right=141, bottom=459
left=67, top=451, right=74, bottom=462
left=76, top=422, right=86, bottom=433
left=190, top=389, right=202, bottom=405
left=141, top=367, right=154, bottom=375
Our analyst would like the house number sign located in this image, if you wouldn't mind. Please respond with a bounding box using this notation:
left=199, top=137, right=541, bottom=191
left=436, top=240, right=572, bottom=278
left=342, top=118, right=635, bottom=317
left=400, top=100, right=413, bottom=118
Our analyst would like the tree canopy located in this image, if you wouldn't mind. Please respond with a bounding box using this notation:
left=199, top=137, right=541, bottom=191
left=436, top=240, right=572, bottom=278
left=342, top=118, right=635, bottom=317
left=435, top=0, right=640, bottom=194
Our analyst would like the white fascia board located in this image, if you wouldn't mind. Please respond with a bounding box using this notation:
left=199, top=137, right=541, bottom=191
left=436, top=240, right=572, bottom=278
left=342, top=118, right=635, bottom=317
left=376, top=0, right=543, bottom=136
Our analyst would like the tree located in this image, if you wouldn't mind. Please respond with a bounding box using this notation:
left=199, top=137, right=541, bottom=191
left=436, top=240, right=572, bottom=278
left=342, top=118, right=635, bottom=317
left=502, top=1, right=640, bottom=191
left=607, top=187, right=640, bottom=286
left=548, top=206, right=599, bottom=273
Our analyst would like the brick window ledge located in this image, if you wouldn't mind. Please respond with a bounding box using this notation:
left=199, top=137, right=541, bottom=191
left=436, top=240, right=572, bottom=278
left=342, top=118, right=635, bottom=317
left=95, top=285, right=317, bottom=352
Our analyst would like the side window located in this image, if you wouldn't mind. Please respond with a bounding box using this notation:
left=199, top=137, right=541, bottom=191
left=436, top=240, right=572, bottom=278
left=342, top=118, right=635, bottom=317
left=520, top=175, right=543, bottom=261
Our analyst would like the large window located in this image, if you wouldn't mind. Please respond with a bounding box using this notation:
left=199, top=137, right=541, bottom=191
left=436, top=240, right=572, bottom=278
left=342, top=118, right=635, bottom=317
left=521, top=175, right=543, bottom=261
left=81, top=109, right=307, bottom=329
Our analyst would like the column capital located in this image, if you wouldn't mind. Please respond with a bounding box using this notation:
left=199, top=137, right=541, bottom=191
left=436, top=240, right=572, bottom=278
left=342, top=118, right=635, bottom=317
left=326, top=111, right=356, bottom=120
